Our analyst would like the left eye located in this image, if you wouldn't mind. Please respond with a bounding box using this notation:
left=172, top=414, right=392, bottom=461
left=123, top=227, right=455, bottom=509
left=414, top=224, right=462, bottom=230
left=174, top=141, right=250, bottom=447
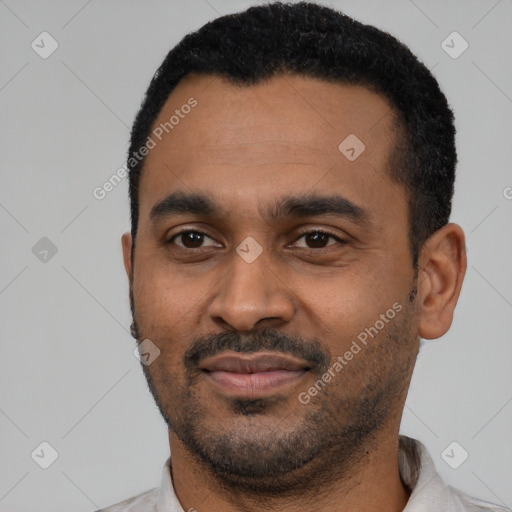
left=293, top=231, right=345, bottom=249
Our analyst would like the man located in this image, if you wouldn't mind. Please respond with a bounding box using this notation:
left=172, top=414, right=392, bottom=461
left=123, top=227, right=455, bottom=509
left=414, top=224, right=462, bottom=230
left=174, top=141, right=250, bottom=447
left=101, top=2, right=506, bottom=511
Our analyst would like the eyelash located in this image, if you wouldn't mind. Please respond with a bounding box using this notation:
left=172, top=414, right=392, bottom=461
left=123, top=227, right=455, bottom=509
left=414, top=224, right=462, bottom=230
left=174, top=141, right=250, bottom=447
left=166, top=229, right=347, bottom=250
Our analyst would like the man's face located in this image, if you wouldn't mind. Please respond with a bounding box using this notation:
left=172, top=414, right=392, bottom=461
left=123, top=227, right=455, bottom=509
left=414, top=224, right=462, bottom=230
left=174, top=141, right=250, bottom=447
left=123, top=73, right=420, bottom=491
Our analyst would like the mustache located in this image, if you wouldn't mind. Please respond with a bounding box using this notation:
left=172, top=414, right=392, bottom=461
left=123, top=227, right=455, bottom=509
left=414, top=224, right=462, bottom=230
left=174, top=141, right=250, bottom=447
left=130, top=286, right=331, bottom=374
left=184, top=327, right=331, bottom=374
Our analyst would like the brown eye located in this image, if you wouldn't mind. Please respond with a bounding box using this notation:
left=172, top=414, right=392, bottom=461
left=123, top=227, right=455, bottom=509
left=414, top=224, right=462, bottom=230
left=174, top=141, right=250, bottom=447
left=168, top=230, right=218, bottom=249
left=294, top=230, right=346, bottom=249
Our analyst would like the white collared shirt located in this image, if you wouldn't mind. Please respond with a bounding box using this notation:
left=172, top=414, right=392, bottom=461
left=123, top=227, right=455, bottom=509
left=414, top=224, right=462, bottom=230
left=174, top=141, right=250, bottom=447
left=95, top=436, right=508, bottom=511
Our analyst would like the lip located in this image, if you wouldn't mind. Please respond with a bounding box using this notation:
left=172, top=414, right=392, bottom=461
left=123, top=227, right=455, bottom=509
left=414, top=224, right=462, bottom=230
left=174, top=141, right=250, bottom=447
left=199, top=351, right=310, bottom=397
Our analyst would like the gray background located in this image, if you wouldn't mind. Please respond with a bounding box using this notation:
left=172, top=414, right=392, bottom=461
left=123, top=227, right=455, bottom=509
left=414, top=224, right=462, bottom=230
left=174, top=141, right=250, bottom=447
left=1, top=0, right=511, bottom=510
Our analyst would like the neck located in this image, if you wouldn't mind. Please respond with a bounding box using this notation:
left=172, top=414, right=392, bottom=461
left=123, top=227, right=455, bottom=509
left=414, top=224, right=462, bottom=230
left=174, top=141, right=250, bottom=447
left=168, top=423, right=410, bottom=512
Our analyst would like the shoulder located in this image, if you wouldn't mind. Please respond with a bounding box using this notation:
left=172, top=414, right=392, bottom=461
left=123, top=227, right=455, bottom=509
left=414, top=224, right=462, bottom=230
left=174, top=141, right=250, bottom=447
left=92, top=487, right=160, bottom=512
left=450, top=485, right=511, bottom=512
left=399, top=435, right=509, bottom=512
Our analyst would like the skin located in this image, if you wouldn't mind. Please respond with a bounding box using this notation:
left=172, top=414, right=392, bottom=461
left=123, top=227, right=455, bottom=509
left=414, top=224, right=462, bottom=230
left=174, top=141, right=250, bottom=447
left=121, top=72, right=467, bottom=512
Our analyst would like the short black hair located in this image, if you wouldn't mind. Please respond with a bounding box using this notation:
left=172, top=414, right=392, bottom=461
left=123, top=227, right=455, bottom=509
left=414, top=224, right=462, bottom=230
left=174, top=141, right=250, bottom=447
left=127, top=1, right=456, bottom=267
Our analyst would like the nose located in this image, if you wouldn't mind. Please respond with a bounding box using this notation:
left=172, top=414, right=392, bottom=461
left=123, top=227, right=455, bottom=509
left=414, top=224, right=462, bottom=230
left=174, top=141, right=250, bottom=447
left=208, top=249, right=295, bottom=332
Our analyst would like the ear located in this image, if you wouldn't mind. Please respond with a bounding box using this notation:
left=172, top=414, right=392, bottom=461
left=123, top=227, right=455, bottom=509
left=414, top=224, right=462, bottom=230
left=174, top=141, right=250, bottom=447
left=417, top=223, right=467, bottom=340
left=121, top=232, right=133, bottom=281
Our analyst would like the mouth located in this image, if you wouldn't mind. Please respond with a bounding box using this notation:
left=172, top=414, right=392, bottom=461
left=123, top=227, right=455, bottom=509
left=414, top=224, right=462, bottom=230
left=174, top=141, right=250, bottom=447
left=199, top=351, right=311, bottom=398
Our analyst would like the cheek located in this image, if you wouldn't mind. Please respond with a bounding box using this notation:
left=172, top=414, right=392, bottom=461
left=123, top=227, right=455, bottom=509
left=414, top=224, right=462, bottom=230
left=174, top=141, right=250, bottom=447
left=133, top=270, right=192, bottom=376
left=299, top=277, right=413, bottom=382
left=132, top=261, right=201, bottom=338
left=302, top=265, right=402, bottom=337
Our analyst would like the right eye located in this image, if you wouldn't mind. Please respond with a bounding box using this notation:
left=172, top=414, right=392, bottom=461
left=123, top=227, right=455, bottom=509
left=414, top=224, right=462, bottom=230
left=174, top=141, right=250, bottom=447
left=167, top=230, right=220, bottom=249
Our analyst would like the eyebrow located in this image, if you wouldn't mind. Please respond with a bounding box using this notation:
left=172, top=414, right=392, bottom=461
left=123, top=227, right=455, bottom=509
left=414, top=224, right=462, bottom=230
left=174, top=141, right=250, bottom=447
left=149, top=191, right=371, bottom=227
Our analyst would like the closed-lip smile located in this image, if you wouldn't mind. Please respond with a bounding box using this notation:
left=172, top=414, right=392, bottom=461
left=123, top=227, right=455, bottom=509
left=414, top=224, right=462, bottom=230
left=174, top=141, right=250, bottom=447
left=199, top=351, right=311, bottom=397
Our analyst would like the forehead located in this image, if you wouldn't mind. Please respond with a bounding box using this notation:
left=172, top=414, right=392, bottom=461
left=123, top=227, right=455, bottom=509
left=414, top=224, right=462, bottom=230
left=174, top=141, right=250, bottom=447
left=138, top=72, right=406, bottom=227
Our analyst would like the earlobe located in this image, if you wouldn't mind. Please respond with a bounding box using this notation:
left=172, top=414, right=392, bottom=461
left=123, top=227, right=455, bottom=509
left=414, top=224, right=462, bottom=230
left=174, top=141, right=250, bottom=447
left=417, top=223, right=467, bottom=340
left=121, top=232, right=133, bottom=281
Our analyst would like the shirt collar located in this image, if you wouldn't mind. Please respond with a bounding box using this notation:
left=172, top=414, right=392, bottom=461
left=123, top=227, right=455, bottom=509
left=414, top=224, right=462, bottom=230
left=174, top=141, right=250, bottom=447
left=400, top=435, right=468, bottom=511
left=157, top=457, right=184, bottom=512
